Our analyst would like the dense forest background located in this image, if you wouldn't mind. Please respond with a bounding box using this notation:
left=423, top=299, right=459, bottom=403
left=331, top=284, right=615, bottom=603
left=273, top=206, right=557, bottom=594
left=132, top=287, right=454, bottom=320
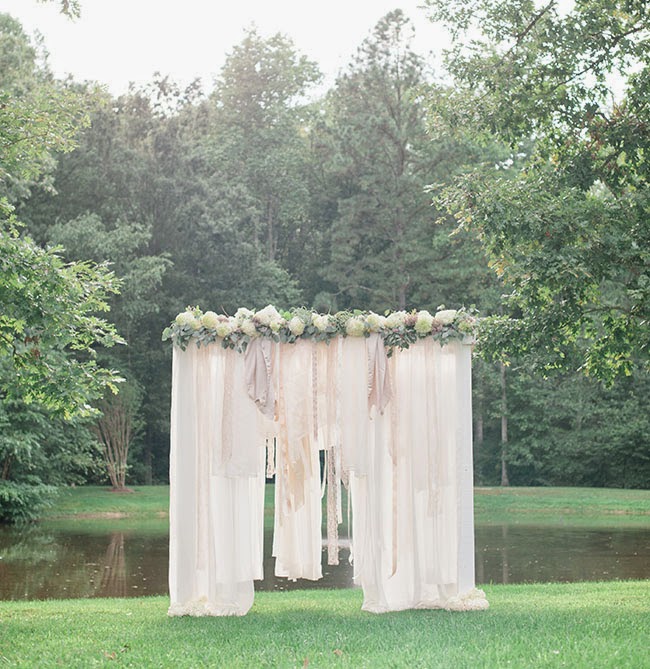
left=1, top=3, right=649, bottom=521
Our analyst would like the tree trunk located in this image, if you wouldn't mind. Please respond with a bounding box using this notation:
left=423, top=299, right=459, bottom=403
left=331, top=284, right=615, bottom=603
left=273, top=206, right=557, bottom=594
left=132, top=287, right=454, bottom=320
left=1, top=456, right=12, bottom=480
left=475, top=413, right=484, bottom=447
left=500, top=362, right=510, bottom=486
left=144, top=441, right=153, bottom=486
left=94, top=391, right=134, bottom=490
left=267, top=198, right=275, bottom=262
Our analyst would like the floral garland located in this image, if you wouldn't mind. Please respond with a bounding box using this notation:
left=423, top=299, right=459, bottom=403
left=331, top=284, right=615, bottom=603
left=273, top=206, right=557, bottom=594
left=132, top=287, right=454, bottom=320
left=163, top=305, right=477, bottom=355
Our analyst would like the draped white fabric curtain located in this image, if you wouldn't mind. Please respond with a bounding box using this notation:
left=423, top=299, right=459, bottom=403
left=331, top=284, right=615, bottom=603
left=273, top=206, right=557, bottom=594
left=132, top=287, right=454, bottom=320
left=168, top=336, right=488, bottom=616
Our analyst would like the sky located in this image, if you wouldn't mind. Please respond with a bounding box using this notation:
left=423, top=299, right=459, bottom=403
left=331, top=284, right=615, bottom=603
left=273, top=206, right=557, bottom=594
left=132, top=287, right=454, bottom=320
left=0, top=0, right=450, bottom=97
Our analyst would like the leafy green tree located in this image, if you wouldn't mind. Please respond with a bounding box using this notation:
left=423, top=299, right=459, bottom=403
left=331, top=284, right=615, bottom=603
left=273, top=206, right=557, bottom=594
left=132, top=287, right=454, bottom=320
left=313, top=11, right=433, bottom=310
left=207, top=29, right=322, bottom=289
left=20, top=56, right=314, bottom=483
left=475, top=364, right=650, bottom=489
left=0, top=13, right=123, bottom=520
left=22, top=86, right=177, bottom=484
left=0, top=13, right=90, bottom=202
left=0, top=214, right=123, bottom=414
left=311, top=10, right=498, bottom=313
left=426, top=0, right=650, bottom=381
left=0, top=211, right=124, bottom=520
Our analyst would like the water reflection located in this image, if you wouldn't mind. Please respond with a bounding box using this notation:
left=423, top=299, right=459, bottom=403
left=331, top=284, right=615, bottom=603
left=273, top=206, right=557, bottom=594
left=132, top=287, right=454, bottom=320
left=0, top=527, right=168, bottom=600
left=475, top=524, right=650, bottom=584
left=0, top=524, right=648, bottom=600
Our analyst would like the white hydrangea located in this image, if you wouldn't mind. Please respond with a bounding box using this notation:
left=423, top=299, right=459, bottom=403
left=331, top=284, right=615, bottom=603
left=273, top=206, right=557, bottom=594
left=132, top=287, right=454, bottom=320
left=385, top=311, right=406, bottom=329
left=240, top=320, right=258, bottom=337
left=345, top=317, right=366, bottom=337
left=269, top=318, right=284, bottom=332
left=215, top=318, right=234, bottom=338
left=414, top=310, right=434, bottom=335
left=234, top=307, right=254, bottom=324
left=435, top=309, right=457, bottom=325
left=288, top=316, right=306, bottom=336
left=255, top=304, right=282, bottom=326
left=201, top=311, right=220, bottom=329
left=366, top=312, right=386, bottom=332
left=313, top=315, right=331, bottom=332
left=175, top=311, right=196, bottom=328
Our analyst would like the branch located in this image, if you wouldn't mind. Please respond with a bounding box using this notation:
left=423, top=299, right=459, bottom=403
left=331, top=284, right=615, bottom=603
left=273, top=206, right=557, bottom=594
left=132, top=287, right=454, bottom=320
left=513, top=1, right=556, bottom=46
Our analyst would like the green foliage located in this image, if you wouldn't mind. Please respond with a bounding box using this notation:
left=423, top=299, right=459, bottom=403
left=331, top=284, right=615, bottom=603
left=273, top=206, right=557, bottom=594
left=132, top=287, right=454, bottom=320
left=0, top=480, right=56, bottom=523
left=3, top=7, right=647, bottom=494
left=208, top=28, right=321, bottom=287
left=0, top=13, right=39, bottom=93
left=0, top=214, right=124, bottom=415
left=0, top=14, right=128, bottom=522
left=0, top=13, right=91, bottom=201
left=313, top=12, right=446, bottom=311
left=425, top=0, right=649, bottom=144
left=426, top=0, right=650, bottom=381
left=0, top=215, right=125, bottom=521
left=49, top=213, right=172, bottom=331
left=473, top=359, right=650, bottom=489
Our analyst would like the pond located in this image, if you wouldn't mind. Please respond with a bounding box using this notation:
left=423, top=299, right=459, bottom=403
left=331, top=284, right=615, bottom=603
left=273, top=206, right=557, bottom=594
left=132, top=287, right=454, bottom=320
left=1, top=524, right=648, bottom=600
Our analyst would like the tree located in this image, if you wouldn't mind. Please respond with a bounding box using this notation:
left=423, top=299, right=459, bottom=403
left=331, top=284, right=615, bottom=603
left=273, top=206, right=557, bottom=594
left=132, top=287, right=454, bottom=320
left=0, top=210, right=125, bottom=521
left=0, top=13, right=91, bottom=203
left=94, top=382, right=141, bottom=491
left=313, top=11, right=433, bottom=310
left=426, top=0, right=650, bottom=381
left=311, top=10, right=499, bottom=313
left=0, top=215, right=123, bottom=414
left=209, top=29, right=322, bottom=282
left=0, top=14, right=124, bottom=521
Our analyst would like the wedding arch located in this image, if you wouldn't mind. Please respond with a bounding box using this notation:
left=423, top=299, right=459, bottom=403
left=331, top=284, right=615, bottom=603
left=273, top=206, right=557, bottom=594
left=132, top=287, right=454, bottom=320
left=165, top=306, right=489, bottom=616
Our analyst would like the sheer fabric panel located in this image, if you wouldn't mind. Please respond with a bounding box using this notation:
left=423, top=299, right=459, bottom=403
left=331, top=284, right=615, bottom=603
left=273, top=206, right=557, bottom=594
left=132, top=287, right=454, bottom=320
left=168, top=338, right=487, bottom=616
left=168, top=345, right=266, bottom=616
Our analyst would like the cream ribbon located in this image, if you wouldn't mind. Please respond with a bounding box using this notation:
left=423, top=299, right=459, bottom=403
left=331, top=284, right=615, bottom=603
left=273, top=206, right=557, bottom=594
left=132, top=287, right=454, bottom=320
left=244, top=338, right=276, bottom=419
left=367, top=333, right=392, bottom=413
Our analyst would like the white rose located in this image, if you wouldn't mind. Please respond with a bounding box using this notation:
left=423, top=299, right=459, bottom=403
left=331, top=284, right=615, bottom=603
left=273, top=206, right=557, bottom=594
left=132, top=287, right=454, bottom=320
left=366, top=312, right=386, bottom=332
left=345, top=317, right=366, bottom=337
left=288, top=316, right=305, bottom=336
left=240, top=320, right=258, bottom=337
left=385, top=311, right=406, bottom=329
left=201, top=311, right=220, bottom=329
left=414, top=310, right=434, bottom=335
left=435, top=309, right=457, bottom=325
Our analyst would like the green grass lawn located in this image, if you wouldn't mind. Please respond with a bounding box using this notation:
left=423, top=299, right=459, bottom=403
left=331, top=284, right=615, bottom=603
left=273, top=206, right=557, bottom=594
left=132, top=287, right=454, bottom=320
left=41, top=486, right=171, bottom=519
left=1, top=581, right=648, bottom=668
left=8, top=486, right=649, bottom=667
left=42, top=484, right=650, bottom=527
left=474, top=486, right=650, bottom=527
